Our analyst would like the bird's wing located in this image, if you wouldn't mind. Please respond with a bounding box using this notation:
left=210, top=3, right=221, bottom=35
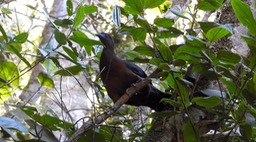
left=124, top=62, right=147, bottom=78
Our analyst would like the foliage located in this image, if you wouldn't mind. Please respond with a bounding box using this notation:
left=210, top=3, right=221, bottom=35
left=0, top=0, right=256, bottom=141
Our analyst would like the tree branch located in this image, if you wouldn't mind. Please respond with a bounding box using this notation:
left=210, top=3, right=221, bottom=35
left=66, top=78, right=152, bottom=142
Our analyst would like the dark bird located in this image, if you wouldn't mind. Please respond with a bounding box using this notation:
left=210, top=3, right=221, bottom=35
left=96, top=33, right=171, bottom=111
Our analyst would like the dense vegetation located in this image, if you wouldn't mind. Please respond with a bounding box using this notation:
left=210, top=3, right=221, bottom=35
left=0, top=0, right=256, bottom=141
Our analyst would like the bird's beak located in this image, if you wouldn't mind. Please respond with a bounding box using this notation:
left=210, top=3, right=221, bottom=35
left=96, top=33, right=103, bottom=38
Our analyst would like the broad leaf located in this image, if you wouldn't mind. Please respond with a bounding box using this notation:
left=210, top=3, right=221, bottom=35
left=66, top=0, right=73, bottom=16
left=158, top=45, right=173, bottom=62
left=123, top=0, right=144, bottom=14
left=144, top=0, right=165, bottom=9
left=130, top=27, right=147, bottom=41
left=73, top=5, right=85, bottom=28
left=54, top=65, right=84, bottom=76
left=37, top=72, right=54, bottom=88
left=206, top=24, right=232, bottom=42
left=54, top=30, right=67, bottom=45
left=133, top=46, right=154, bottom=56
left=0, top=24, right=8, bottom=41
left=198, top=0, right=223, bottom=11
left=183, top=121, right=199, bottom=142
left=232, top=0, right=256, bottom=37
left=14, top=32, right=28, bottom=43
left=154, top=17, right=174, bottom=28
left=70, top=31, right=101, bottom=47
left=192, top=96, right=222, bottom=108
left=0, top=61, right=19, bottom=87
left=83, top=5, right=97, bottom=14
left=63, top=46, right=77, bottom=62
left=217, top=50, right=241, bottom=65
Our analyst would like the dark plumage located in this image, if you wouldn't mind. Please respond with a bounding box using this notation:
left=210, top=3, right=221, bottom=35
left=97, top=33, right=170, bottom=111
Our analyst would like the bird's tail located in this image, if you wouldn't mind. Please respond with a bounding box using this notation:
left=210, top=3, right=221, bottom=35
left=147, top=85, right=172, bottom=111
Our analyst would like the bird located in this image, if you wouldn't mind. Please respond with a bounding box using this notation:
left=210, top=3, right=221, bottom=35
left=96, top=33, right=171, bottom=111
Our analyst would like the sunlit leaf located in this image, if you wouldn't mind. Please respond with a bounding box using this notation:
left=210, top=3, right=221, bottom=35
left=0, top=61, right=19, bottom=87
left=37, top=72, right=54, bottom=88
left=144, top=0, right=165, bottom=8
left=14, top=32, right=28, bottom=43
left=206, top=24, right=233, bottom=42
left=130, top=27, right=146, bottom=41
left=198, top=0, right=223, bottom=11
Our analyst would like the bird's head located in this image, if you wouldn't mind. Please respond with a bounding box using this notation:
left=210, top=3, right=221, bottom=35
left=96, top=33, right=115, bottom=50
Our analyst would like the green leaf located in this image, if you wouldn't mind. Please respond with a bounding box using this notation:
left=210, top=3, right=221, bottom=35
left=54, top=30, right=67, bottom=45
left=6, top=43, right=22, bottom=52
left=0, top=86, right=13, bottom=104
left=99, top=125, right=123, bottom=142
left=54, top=65, right=84, bottom=76
left=133, top=46, right=154, bottom=56
left=154, top=17, right=174, bottom=28
left=158, top=45, right=173, bottom=62
left=183, top=121, right=199, bottom=142
left=206, top=24, right=232, bottom=42
left=54, top=19, right=73, bottom=28
left=134, top=17, right=151, bottom=30
left=0, top=117, right=28, bottom=132
left=37, top=72, right=54, bottom=88
left=192, top=96, right=222, bottom=108
left=144, top=0, right=165, bottom=9
left=157, top=30, right=180, bottom=38
left=70, top=31, right=101, bottom=47
left=0, top=61, right=19, bottom=87
left=174, top=45, right=203, bottom=62
left=217, top=50, right=241, bottom=64
left=149, top=58, right=164, bottom=66
left=73, top=5, right=85, bottom=28
left=73, top=5, right=97, bottom=28
left=241, top=35, right=256, bottom=51
left=22, top=108, right=73, bottom=131
left=240, top=124, right=252, bottom=139
left=123, top=0, right=144, bottom=14
left=199, top=22, right=220, bottom=33
left=14, top=32, right=28, bottom=43
left=231, top=0, right=256, bottom=37
left=0, top=24, right=8, bottom=41
left=198, top=0, right=223, bottom=11
left=83, top=5, right=97, bottom=14
left=66, top=0, right=73, bottom=16
left=62, top=46, right=77, bottom=62
left=175, top=78, right=190, bottom=107
left=161, top=98, right=182, bottom=107
left=130, top=27, right=146, bottom=41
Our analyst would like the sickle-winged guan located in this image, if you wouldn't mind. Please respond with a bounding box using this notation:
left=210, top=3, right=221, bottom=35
left=96, top=33, right=170, bottom=111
